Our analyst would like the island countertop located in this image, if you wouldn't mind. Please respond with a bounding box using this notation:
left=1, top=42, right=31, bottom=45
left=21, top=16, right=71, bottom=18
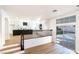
left=13, top=30, right=52, bottom=40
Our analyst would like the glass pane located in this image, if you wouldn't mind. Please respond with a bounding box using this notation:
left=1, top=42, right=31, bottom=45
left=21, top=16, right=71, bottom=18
left=63, top=25, right=75, bottom=50
left=56, top=25, right=75, bottom=51
left=56, top=26, right=64, bottom=45
left=56, top=15, right=76, bottom=24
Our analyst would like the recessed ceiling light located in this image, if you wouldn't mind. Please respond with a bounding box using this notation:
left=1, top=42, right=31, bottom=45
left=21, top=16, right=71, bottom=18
left=52, top=9, right=58, bottom=12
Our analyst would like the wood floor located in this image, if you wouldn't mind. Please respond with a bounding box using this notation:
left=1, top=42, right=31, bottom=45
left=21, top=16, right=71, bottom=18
left=0, top=44, right=24, bottom=54
left=4, top=35, right=75, bottom=54
left=5, top=36, right=20, bottom=45
left=25, top=42, right=75, bottom=54
left=5, top=34, right=33, bottom=45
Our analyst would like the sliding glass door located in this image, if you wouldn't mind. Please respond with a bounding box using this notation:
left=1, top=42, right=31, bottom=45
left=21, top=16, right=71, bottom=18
left=56, top=25, right=75, bottom=50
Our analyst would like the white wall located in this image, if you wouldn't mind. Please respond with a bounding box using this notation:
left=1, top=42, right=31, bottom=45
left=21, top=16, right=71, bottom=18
left=13, top=18, right=49, bottom=30
left=1, top=10, right=10, bottom=40
left=0, top=10, right=2, bottom=47
left=48, top=18, right=56, bottom=42
left=8, top=16, right=17, bottom=35
left=0, top=9, right=10, bottom=48
left=75, top=13, right=79, bottom=53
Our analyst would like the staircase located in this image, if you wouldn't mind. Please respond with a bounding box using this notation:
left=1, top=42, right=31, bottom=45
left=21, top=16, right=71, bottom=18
left=0, top=44, right=25, bottom=54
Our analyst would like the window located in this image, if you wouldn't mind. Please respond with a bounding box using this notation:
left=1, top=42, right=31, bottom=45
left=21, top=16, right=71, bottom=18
left=56, top=15, right=76, bottom=24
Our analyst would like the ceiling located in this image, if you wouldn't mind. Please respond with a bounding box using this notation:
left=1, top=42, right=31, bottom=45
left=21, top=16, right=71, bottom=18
left=1, top=5, right=77, bottom=19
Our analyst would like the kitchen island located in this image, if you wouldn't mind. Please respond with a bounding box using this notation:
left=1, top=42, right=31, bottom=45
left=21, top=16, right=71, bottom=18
left=12, top=30, right=53, bottom=50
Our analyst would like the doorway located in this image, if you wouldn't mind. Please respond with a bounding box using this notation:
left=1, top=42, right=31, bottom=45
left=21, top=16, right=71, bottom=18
left=4, top=17, right=10, bottom=45
left=56, top=25, right=75, bottom=50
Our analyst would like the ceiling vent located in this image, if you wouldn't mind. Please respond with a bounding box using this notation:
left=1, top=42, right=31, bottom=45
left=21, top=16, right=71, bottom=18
left=52, top=9, right=58, bottom=13
left=76, top=5, right=79, bottom=7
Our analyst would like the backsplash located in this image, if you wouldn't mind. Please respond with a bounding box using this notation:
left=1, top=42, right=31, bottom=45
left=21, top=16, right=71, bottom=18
left=13, top=19, right=48, bottom=30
